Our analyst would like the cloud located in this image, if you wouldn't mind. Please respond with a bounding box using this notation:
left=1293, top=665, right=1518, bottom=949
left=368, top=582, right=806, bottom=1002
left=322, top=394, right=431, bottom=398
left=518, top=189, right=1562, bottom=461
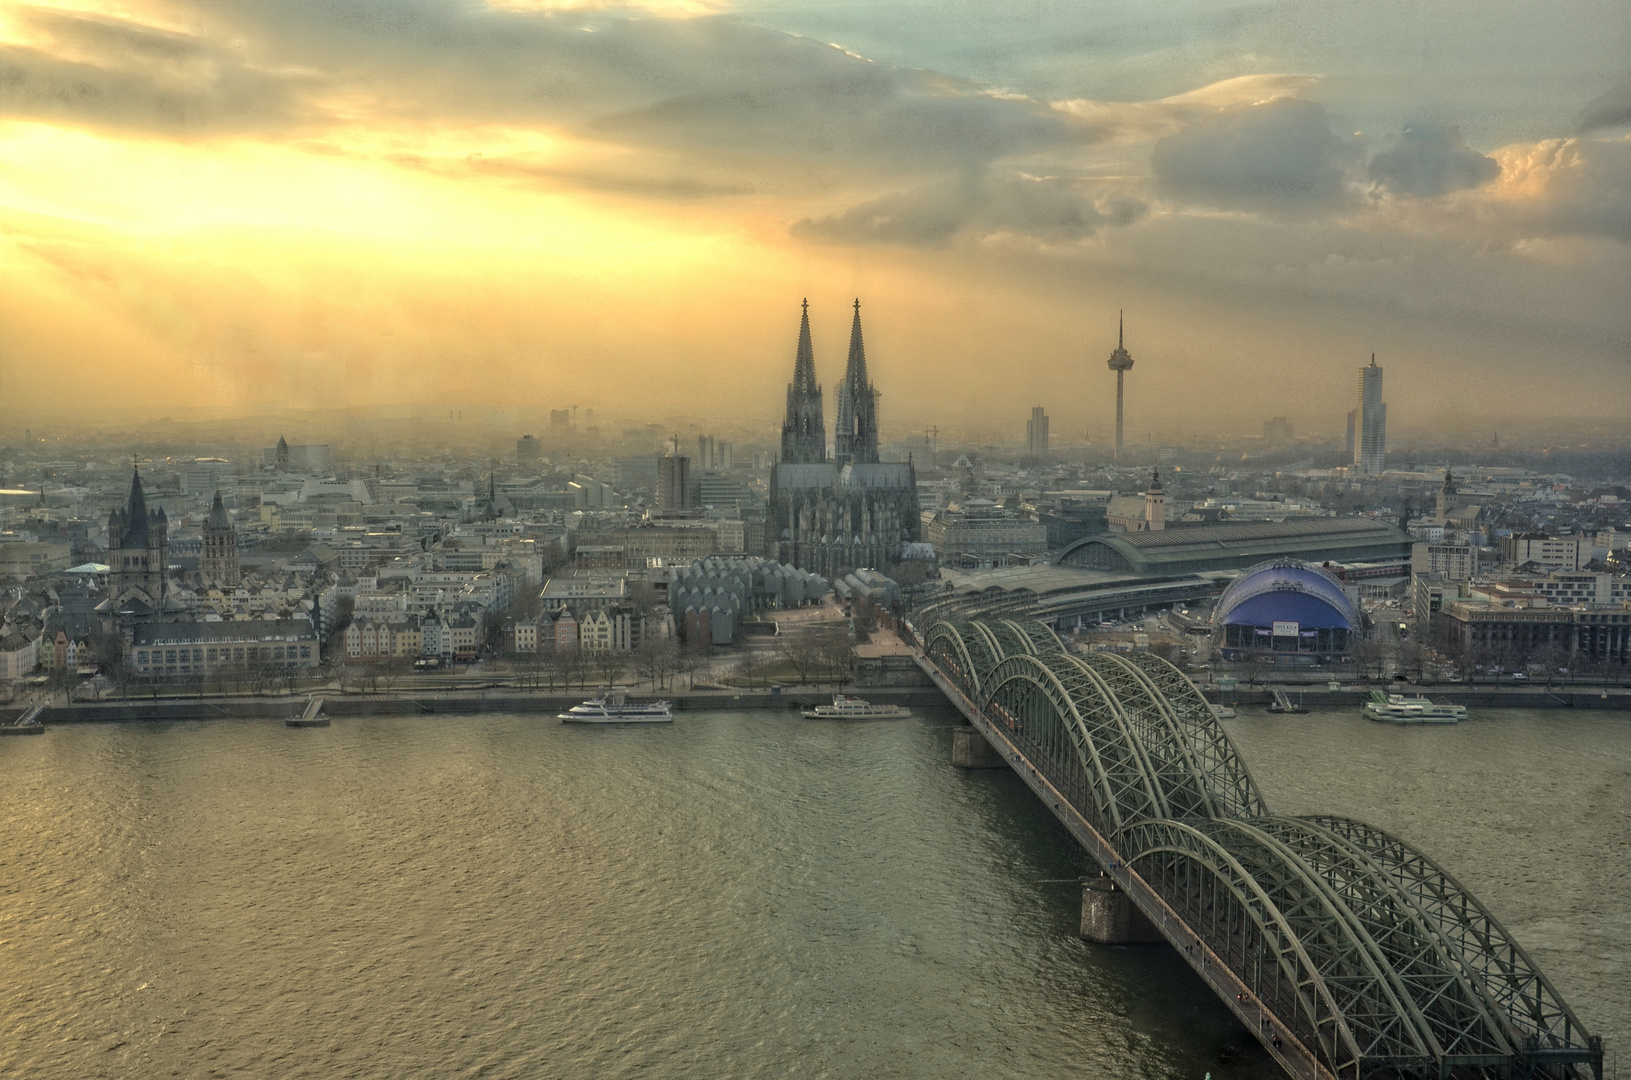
left=1575, top=79, right=1631, bottom=134
left=1367, top=124, right=1499, bottom=198
left=1488, top=136, right=1631, bottom=242
left=0, top=7, right=308, bottom=135
left=793, top=170, right=1145, bottom=246
left=1150, top=98, right=1359, bottom=212
left=597, top=66, right=1072, bottom=174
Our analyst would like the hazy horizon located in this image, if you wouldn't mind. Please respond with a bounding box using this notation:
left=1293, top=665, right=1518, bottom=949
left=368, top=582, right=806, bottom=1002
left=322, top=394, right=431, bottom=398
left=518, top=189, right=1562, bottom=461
left=2, top=0, right=1628, bottom=434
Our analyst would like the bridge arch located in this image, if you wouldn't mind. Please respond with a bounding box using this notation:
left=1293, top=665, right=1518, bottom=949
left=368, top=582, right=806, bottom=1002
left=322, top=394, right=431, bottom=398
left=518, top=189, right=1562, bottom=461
left=981, top=652, right=1168, bottom=831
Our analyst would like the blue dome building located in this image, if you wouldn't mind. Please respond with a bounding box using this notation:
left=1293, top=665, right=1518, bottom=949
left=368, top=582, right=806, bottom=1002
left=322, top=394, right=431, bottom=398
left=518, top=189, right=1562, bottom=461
left=1214, top=560, right=1359, bottom=661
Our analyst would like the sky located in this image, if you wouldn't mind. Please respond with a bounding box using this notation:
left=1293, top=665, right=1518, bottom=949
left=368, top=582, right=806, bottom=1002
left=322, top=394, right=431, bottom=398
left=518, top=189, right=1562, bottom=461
left=0, top=0, right=1627, bottom=441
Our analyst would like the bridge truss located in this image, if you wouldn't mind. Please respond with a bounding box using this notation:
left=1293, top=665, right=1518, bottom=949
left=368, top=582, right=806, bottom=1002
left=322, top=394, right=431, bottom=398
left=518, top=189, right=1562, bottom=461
left=920, top=618, right=1602, bottom=1080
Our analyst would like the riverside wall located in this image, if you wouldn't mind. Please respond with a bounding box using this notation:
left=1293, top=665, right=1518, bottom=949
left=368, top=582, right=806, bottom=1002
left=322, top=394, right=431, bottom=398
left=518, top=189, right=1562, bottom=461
left=0, top=687, right=940, bottom=725
left=3, top=681, right=1628, bottom=727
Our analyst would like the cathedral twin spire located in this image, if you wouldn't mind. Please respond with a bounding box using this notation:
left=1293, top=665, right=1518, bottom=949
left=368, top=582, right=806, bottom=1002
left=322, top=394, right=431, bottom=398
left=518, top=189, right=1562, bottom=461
left=779, top=299, right=878, bottom=466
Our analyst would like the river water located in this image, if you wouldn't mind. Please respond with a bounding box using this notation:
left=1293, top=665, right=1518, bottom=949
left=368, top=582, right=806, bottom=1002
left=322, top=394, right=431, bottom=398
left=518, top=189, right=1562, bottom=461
left=1, top=703, right=1625, bottom=1079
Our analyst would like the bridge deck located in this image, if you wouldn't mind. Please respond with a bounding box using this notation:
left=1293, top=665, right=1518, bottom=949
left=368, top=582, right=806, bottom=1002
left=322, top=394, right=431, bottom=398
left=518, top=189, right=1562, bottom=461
left=912, top=618, right=1603, bottom=1080
left=918, top=654, right=1331, bottom=1080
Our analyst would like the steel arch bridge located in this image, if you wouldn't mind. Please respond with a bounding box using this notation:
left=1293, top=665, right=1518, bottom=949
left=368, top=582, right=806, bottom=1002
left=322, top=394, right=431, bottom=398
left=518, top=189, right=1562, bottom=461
left=919, top=618, right=1602, bottom=1080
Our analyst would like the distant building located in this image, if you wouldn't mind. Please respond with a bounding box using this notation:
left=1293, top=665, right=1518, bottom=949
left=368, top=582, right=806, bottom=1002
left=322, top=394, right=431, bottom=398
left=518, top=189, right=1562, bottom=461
left=1215, top=560, right=1359, bottom=661
left=1106, top=312, right=1134, bottom=460
left=107, top=466, right=169, bottom=608
left=517, top=435, right=541, bottom=468
left=924, top=504, right=1048, bottom=563
left=1354, top=356, right=1386, bottom=475
left=766, top=300, right=920, bottom=577
left=1106, top=470, right=1166, bottom=533
left=200, top=490, right=240, bottom=588
left=0, top=541, right=71, bottom=579
left=1501, top=533, right=1585, bottom=571
left=1263, top=416, right=1294, bottom=443
left=1026, top=407, right=1049, bottom=458
left=130, top=619, right=319, bottom=679
left=657, top=451, right=692, bottom=512
left=1058, top=517, right=1413, bottom=577
left=613, top=456, right=660, bottom=491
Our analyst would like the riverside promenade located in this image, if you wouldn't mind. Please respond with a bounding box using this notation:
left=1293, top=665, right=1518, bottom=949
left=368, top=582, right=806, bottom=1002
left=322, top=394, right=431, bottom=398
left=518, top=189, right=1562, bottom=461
left=3, top=678, right=1628, bottom=727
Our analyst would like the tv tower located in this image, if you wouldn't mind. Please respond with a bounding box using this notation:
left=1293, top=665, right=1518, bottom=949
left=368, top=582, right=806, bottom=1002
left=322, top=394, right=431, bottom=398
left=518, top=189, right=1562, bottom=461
left=1107, top=311, right=1134, bottom=460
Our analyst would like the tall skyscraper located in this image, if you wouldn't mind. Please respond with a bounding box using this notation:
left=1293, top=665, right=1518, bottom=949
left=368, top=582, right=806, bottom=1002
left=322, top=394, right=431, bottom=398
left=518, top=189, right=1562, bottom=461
left=1355, top=355, right=1387, bottom=476
left=833, top=299, right=880, bottom=466
left=1106, top=312, right=1134, bottom=460
left=657, top=447, right=692, bottom=511
left=780, top=299, right=826, bottom=465
left=1026, top=406, right=1050, bottom=458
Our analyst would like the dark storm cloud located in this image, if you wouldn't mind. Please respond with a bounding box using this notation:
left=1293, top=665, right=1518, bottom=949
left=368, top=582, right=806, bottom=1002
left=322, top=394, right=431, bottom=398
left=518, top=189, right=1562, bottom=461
left=793, top=171, right=1145, bottom=246
left=1367, top=124, right=1499, bottom=198
left=1151, top=98, right=1359, bottom=212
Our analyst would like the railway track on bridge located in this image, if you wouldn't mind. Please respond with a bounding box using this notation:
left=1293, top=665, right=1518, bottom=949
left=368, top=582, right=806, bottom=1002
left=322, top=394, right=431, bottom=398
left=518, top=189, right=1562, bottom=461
left=911, top=617, right=1603, bottom=1080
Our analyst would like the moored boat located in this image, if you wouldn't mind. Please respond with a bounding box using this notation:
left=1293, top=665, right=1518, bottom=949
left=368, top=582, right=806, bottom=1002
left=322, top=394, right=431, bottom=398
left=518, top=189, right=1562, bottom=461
left=560, top=689, right=673, bottom=723
left=1363, top=690, right=1466, bottom=725
left=802, top=694, right=911, bottom=720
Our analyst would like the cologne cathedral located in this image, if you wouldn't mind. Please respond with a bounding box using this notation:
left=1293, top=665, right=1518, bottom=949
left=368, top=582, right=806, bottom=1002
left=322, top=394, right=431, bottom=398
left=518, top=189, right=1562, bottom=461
left=765, top=300, right=920, bottom=578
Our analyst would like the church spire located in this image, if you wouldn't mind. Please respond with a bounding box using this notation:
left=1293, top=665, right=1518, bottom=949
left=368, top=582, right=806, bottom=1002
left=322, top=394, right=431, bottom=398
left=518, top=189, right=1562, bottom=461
left=834, top=299, right=879, bottom=465
left=779, top=299, right=826, bottom=464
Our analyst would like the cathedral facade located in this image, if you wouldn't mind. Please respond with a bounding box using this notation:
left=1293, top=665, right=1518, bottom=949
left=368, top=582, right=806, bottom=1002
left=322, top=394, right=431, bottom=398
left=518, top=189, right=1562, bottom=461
left=108, top=466, right=169, bottom=608
left=766, top=300, right=919, bottom=579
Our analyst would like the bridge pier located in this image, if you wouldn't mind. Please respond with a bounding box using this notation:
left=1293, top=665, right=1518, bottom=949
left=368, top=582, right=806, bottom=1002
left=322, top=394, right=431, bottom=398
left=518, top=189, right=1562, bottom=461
left=952, top=724, right=1009, bottom=769
left=1080, top=877, right=1165, bottom=944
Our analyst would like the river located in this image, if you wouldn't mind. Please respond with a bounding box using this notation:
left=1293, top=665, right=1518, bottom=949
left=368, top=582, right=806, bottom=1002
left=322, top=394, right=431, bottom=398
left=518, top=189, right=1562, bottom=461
left=1, top=703, right=1624, bottom=1079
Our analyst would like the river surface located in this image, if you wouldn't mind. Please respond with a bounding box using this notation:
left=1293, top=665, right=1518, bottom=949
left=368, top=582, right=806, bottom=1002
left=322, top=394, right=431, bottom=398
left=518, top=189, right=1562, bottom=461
left=1, top=704, right=1625, bottom=1079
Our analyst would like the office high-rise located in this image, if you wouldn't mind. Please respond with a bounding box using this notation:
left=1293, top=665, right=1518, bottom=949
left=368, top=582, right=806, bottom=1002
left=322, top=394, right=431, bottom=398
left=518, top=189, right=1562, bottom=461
left=1355, top=355, right=1387, bottom=476
left=1026, top=407, right=1049, bottom=458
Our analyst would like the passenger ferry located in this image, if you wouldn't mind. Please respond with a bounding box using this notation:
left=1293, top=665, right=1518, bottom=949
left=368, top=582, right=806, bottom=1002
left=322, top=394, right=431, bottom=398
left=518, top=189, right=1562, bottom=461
left=1363, top=690, right=1466, bottom=725
left=802, top=694, right=912, bottom=720
left=560, top=689, right=673, bottom=723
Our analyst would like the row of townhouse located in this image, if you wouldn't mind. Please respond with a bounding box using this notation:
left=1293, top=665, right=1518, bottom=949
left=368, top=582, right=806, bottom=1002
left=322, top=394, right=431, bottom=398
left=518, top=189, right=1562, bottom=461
left=511, top=605, right=673, bottom=655
left=344, top=605, right=485, bottom=663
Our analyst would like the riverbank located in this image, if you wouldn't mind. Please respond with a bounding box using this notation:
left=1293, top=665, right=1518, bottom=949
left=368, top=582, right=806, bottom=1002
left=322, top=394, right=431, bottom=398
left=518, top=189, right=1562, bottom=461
left=4, top=681, right=1629, bottom=726
left=1204, top=686, right=1631, bottom=709
left=0, top=686, right=946, bottom=725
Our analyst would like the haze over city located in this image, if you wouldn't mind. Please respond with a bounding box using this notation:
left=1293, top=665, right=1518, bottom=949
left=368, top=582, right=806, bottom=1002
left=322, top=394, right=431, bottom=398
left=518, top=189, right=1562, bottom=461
left=3, top=5, right=1629, bottom=1080
left=2, top=0, right=1629, bottom=434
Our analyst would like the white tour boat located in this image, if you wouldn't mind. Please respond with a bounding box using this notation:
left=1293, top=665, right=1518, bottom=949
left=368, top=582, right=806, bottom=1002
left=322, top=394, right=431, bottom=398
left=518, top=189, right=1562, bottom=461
left=560, top=689, right=673, bottom=723
left=1211, top=704, right=1237, bottom=719
left=802, top=694, right=912, bottom=720
left=1363, top=690, right=1466, bottom=725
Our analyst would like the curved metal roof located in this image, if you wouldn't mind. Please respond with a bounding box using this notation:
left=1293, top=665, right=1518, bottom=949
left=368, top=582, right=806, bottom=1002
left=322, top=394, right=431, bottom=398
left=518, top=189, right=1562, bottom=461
left=1215, top=559, right=1359, bottom=629
left=1056, top=517, right=1411, bottom=576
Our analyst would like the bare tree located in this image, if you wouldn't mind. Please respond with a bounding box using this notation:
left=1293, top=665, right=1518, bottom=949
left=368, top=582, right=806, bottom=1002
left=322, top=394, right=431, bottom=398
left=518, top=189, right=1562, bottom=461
left=591, top=648, right=625, bottom=690
left=1239, top=649, right=1266, bottom=687
left=776, top=629, right=822, bottom=685
left=815, top=628, right=855, bottom=686
left=634, top=638, right=678, bottom=691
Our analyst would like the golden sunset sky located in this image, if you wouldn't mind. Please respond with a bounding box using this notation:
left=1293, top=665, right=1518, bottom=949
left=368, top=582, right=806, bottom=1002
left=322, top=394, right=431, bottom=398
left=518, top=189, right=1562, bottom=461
left=1, top=0, right=1627, bottom=438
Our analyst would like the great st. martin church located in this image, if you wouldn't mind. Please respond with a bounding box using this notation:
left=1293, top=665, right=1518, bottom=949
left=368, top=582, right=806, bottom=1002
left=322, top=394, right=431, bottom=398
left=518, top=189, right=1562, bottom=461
left=765, top=300, right=919, bottom=578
